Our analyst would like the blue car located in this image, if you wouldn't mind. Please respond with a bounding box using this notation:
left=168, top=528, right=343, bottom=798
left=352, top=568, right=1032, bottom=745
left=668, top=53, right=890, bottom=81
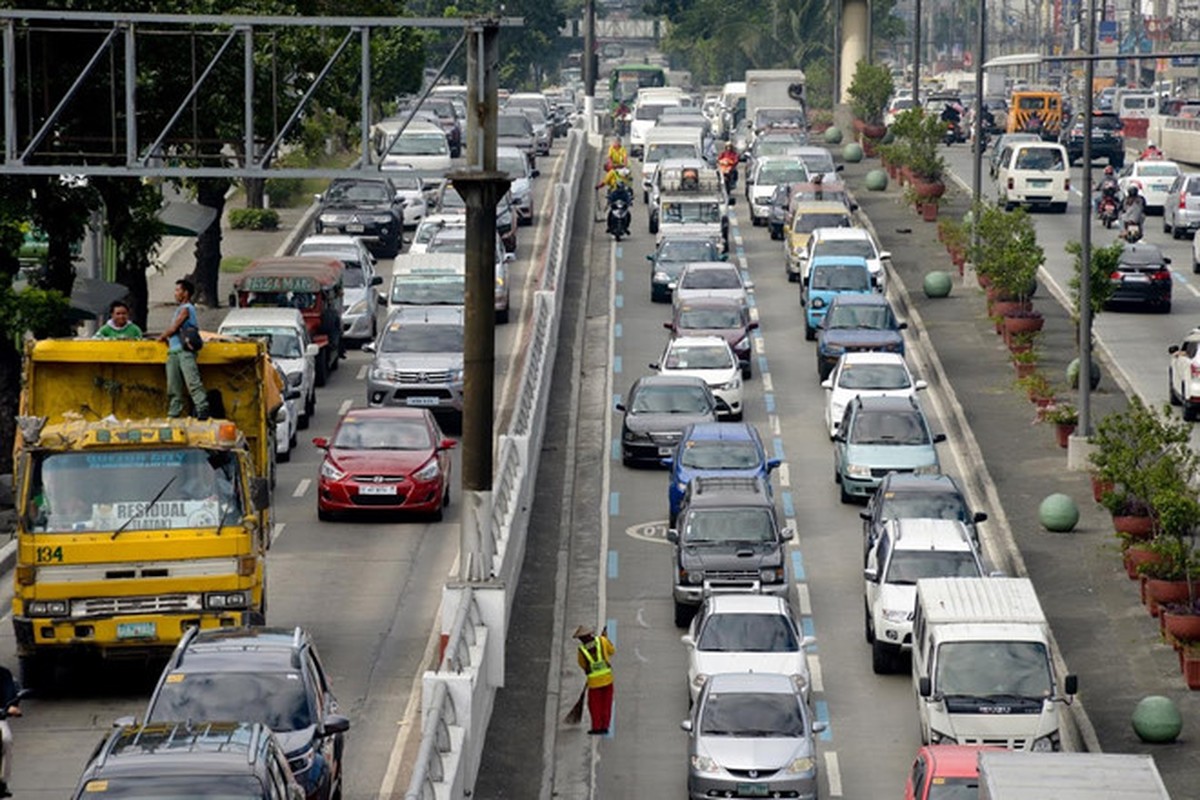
left=816, top=294, right=907, bottom=381
left=663, top=422, right=781, bottom=525
left=802, top=256, right=873, bottom=341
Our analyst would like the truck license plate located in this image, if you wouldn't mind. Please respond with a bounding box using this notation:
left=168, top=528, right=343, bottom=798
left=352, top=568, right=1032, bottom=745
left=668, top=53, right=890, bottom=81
left=359, top=484, right=398, bottom=496
left=117, top=622, right=157, bottom=640
left=406, top=396, right=438, bottom=406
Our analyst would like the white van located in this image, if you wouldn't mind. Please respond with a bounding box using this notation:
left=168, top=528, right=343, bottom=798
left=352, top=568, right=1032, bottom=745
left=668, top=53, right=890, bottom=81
left=912, top=577, right=1077, bottom=751
left=995, top=141, right=1070, bottom=212
left=380, top=120, right=452, bottom=175
left=386, top=253, right=466, bottom=315
left=630, top=88, right=687, bottom=156
left=718, top=81, right=747, bottom=138
left=1115, top=90, right=1158, bottom=121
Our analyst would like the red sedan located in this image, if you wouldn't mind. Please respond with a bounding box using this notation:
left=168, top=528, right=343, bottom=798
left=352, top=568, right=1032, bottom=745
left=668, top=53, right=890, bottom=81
left=314, top=407, right=455, bottom=521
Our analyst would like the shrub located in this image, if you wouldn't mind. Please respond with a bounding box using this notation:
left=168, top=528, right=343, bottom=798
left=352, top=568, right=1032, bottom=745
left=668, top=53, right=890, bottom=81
left=228, top=208, right=280, bottom=231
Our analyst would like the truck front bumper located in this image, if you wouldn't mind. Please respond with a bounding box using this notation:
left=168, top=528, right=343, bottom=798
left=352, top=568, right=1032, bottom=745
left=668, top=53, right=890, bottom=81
left=15, top=610, right=254, bottom=657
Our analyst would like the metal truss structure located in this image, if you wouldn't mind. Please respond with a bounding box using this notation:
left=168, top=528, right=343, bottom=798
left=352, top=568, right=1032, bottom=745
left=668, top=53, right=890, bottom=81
left=0, top=10, right=521, bottom=179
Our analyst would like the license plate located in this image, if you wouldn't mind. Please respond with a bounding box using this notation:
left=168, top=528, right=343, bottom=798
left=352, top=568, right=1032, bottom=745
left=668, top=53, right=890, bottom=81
left=359, top=484, right=398, bottom=495
left=406, top=396, right=439, bottom=406
left=345, top=224, right=365, bottom=233
left=659, top=446, right=674, bottom=456
left=1029, top=179, right=1050, bottom=188
left=1152, top=184, right=1170, bottom=192
left=736, top=783, right=770, bottom=797
left=1124, top=273, right=1150, bottom=283
left=117, top=622, right=156, bottom=640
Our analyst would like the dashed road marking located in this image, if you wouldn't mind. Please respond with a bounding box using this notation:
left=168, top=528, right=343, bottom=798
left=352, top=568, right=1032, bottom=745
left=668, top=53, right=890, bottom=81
left=762, top=373, right=774, bottom=393
left=825, top=752, right=843, bottom=796
left=614, top=355, right=623, bottom=374
left=608, top=550, right=619, bottom=579
left=357, top=365, right=368, bottom=381
left=778, top=463, right=791, bottom=487
left=271, top=522, right=286, bottom=545
left=796, top=583, right=811, bottom=615
left=293, top=479, right=310, bottom=498
left=338, top=398, right=353, bottom=416
left=807, top=652, right=824, bottom=693
left=791, top=549, right=806, bottom=581
left=769, top=414, right=781, bottom=437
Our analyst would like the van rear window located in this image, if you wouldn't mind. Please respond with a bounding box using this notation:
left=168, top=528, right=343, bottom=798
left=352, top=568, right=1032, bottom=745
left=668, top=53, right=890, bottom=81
left=1014, top=148, right=1064, bottom=171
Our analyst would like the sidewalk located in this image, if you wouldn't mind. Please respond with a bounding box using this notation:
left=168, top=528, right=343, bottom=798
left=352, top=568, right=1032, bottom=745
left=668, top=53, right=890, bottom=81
left=146, top=198, right=316, bottom=332
left=843, top=156, right=1200, bottom=795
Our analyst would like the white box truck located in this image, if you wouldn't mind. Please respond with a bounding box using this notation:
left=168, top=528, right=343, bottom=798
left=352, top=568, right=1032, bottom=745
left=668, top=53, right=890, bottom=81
left=912, top=577, right=1077, bottom=751
left=978, top=751, right=1170, bottom=799
left=744, top=70, right=807, bottom=133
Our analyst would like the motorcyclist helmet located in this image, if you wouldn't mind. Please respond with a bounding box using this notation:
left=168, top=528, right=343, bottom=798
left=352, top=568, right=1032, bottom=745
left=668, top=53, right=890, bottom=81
left=1128, top=185, right=1139, bottom=196
left=1104, top=165, right=1114, bottom=175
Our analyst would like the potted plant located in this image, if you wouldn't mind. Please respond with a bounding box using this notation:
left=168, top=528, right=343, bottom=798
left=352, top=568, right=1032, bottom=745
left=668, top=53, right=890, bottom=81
left=891, top=109, right=947, bottom=208
left=1016, top=372, right=1054, bottom=406
left=1041, top=401, right=1079, bottom=448
left=1011, top=347, right=1039, bottom=379
left=1008, top=330, right=1040, bottom=355
left=1141, top=485, right=1200, bottom=617
left=846, top=60, right=893, bottom=141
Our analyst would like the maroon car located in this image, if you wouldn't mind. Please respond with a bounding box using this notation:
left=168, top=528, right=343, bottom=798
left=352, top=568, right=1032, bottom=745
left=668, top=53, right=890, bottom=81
left=664, top=296, right=759, bottom=379
left=314, top=407, right=455, bottom=521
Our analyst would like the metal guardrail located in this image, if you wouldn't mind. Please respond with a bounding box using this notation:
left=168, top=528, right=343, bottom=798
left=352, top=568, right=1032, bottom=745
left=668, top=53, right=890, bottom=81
left=403, top=128, right=586, bottom=799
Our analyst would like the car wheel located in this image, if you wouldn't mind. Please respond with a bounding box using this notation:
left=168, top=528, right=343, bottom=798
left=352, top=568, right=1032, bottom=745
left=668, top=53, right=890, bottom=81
left=1194, top=259, right=1200, bottom=274
left=840, top=481, right=853, bottom=504
left=865, top=603, right=874, bottom=644
left=1003, top=202, right=1015, bottom=212
left=298, top=410, right=310, bottom=431
left=496, top=307, right=509, bottom=325
left=649, top=216, right=658, bottom=235
left=1185, top=402, right=1198, bottom=422
left=431, top=504, right=444, bottom=522
left=315, top=353, right=329, bottom=387
left=787, top=271, right=798, bottom=283
left=674, top=601, right=693, bottom=628
left=1161, top=301, right=1172, bottom=314
left=1111, top=155, right=1124, bottom=169
left=742, top=363, right=752, bottom=380
left=804, top=322, right=815, bottom=341
left=642, top=190, right=648, bottom=204
left=1164, top=218, right=1172, bottom=234
left=318, top=506, right=335, bottom=522
left=1052, top=202, right=1068, bottom=214
left=384, top=233, right=402, bottom=258
left=872, top=639, right=895, bottom=674
left=279, top=446, right=291, bottom=463
left=729, top=409, right=743, bottom=422
left=305, top=390, right=316, bottom=419
left=1173, top=224, right=1185, bottom=240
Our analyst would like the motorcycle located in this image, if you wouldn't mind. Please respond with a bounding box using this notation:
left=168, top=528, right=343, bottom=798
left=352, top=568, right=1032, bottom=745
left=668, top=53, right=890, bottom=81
left=1098, top=193, right=1120, bottom=229
left=718, top=159, right=738, bottom=195
left=1121, top=218, right=1143, bottom=243
left=606, top=192, right=631, bottom=241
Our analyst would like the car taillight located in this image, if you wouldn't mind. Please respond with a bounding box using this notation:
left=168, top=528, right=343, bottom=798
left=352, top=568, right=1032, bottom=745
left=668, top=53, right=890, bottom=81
left=1181, top=192, right=1188, bottom=209
left=1191, top=363, right=1200, bottom=378
left=1151, top=269, right=1172, bottom=282
left=1064, top=177, right=1070, bottom=191
left=1110, top=271, right=1123, bottom=281
left=1008, top=178, right=1014, bottom=190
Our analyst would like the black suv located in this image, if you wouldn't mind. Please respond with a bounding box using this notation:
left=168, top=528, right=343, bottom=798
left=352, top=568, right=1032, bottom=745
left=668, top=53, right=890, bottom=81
left=74, top=722, right=304, bottom=800
left=138, top=627, right=349, bottom=800
left=1061, top=111, right=1124, bottom=168
left=667, top=476, right=793, bottom=627
left=315, top=177, right=404, bottom=257
left=860, top=472, right=988, bottom=562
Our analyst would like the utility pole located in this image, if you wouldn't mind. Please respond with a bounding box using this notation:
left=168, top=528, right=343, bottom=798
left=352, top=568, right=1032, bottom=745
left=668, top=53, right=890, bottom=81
left=454, top=19, right=509, bottom=583
left=583, top=0, right=596, bottom=133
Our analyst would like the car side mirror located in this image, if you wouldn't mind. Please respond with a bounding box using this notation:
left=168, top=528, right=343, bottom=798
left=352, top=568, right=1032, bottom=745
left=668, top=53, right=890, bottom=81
left=720, top=253, right=729, bottom=261
left=438, top=438, right=457, bottom=451
left=614, top=402, right=626, bottom=412
left=646, top=254, right=655, bottom=262
left=250, top=477, right=271, bottom=512
left=362, top=342, right=376, bottom=353
left=228, top=292, right=238, bottom=307
left=859, top=510, right=872, bottom=521
left=1169, top=344, right=1181, bottom=354
left=377, top=294, right=388, bottom=306
left=531, top=168, right=541, bottom=178
left=660, top=457, right=673, bottom=468
left=1064, top=674, right=1078, bottom=695
left=305, top=344, right=320, bottom=358
left=504, top=253, right=515, bottom=263
left=312, top=437, right=329, bottom=449
left=680, top=633, right=695, bottom=647
left=850, top=203, right=859, bottom=211
left=781, top=527, right=795, bottom=542
left=663, top=322, right=674, bottom=331
left=933, top=433, right=947, bottom=444
left=680, top=719, right=693, bottom=732
left=321, top=714, right=351, bottom=736
left=767, top=458, right=781, bottom=472
left=864, top=567, right=879, bottom=583
left=919, top=676, right=932, bottom=697
left=649, top=362, right=660, bottom=370
left=812, top=720, right=829, bottom=733
left=974, top=511, right=989, bottom=523
left=898, top=321, right=908, bottom=330
left=748, top=320, right=759, bottom=330
left=820, top=378, right=832, bottom=389
left=113, top=715, right=137, bottom=729
left=836, top=164, right=845, bottom=172
left=314, top=193, right=324, bottom=203
left=370, top=275, right=383, bottom=287
left=914, top=380, right=928, bottom=391
left=832, top=433, right=844, bottom=443
left=666, top=529, right=680, bottom=544
left=879, top=251, right=892, bottom=260
left=1164, top=256, right=1172, bottom=265
left=743, top=278, right=755, bottom=289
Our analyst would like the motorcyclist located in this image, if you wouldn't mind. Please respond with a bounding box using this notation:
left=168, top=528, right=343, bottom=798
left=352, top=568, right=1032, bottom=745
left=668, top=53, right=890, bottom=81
left=0, top=664, right=21, bottom=798
left=606, top=136, right=628, bottom=171
left=1140, top=140, right=1163, bottom=160
left=1095, top=165, right=1121, bottom=212
left=1121, top=184, right=1147, bottom=239
left=717, top=141, right=739, bottom=191
left=596, top=166, right=633, bottom=203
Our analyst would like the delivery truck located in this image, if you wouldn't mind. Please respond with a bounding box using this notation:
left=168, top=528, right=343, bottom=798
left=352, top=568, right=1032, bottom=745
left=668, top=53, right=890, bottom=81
left=744, top=69, right=808, bottom=133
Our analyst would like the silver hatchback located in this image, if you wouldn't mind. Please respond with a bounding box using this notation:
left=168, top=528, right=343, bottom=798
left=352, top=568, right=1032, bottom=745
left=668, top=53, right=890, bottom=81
left=683, top=672, right=825, bottom=800
left=1163, top=172, right=1200, bottom=240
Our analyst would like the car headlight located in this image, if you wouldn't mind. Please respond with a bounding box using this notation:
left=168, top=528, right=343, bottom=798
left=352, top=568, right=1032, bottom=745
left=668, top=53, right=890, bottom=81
left=348, top=299, right=368, bottom=316
left=369, top=366, right=391, bottom=381
left=882, top=608, right=910, bottom=623
left=369, top=214, right=394, bottom=224
left=676, top=481, right=687, bottom=494
left=320, top=460, right=346, bottom=481
left=811, top=297, right=826, bottom=309
left=1031, top=734, right=1057, bottom=752
left=287, top=744, right=317, bottom=776
left=928, top=730, right=957, bottom=745
left=204, top=591, right=249, bottom=609
left=685, top=569, right=704, bottom=585
left=830, top=403, right=844, bottom=421
left=287, top=371, right=303, bottom=388
left=845, top=463, right=872, bottom=479
left=786, top=756, right=816, bottom=774
left=822, top=343, right=845, bottom=356
left=26, top=600, right=69, bottom=617
left=759, top=567, right=784, bottom=583
left=623, top=428, right=651, bottom=443
left=790, top=673, right=808, bottom=693
left=495, top=275, right=506, bottom=289
left=914, top=464, right=940, bottom=475
left=690, top=755, right=719, bottom=773
left=318, top=214, right=337, bottom=226
left=653, top=271, right=670, bottom=283
left=717, top=378, right=740, bottom=391
left=412, top=458, right=441, bottom=482
left=692, top=673, right=709, bottom=689
left=447, top=368, right=464, bottom=383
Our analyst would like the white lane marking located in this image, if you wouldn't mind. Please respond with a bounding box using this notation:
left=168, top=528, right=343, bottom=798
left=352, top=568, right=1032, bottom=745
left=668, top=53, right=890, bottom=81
left=778, top=463, right=791, bottom=488
left=807, top=653, right=824, bottom=693
left=749, top=306, right=760, bottom=324
left=292, top=479, right=311, bottom=498
left=796, top=582, right=811, bottom=615
left=271, top=523, right=286, bottom=545
left=635, top=606, right=650, bottom=628
left=762, top=373, right=774, bottom=393
left=338, top=398, right=353, bottom=416
left=357, top=365, right=368, bottom=381
left=825, top=752, right=844, bottom=796
left=770, top=415, right=781, bottom=437
left=754, top=336, right=765, bottom=354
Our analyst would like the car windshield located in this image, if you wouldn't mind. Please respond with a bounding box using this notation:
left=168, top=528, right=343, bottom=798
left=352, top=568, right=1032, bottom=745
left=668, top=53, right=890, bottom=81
left=647, top=143, right=699, bottom=161
left=679, top=440, right=761, bottom=469
left=635, top=104, right=672, bottom=121
left=89, top=775, right=267, bottom=799
left=630, top=385, right=712, bottom=414
left=658, top=240, right=718, bottom=262
left=380, top=324, right=463, bottom=353
left=333, top=417, right=433, bottom=450
left=388, top=133, right=448, bottom=156
left=825, top=305, right=892, bottom=329
left=697, top=613, right=799, bottom=652
left=837, top=363, right=911, bottom=390
left=428, top=237, right=467, bottom=254
left=390, top=173, right=422, bottom=190
left=498, top=115, right=533, bottom=136
left=681, top=269, right=739, bottom=290
left=390, top=275, right=464, bottom=305
left=799, top=154, right=836, bottom=174
left=224, top=328, right=302, bottom=360
left=699, top=691, right=805, bottom=737
left=816, top=240, right=876, bottom=260
left=935, top=641, right=1053, bottom=698
left=498, top=154, right=529, bottom=178
left=849, top=410, right=929, bottom=445
left=759, top=163, right=808, bottom=184
left=810, top=265, right=870, bottom=291
left=885, top=550, right=980, bottom=584
left=880, top=491, right=970, bottom=523
left=1137, top=163, right=1180, bottom=177
left=795, top=213, right=850, bottom=233
left=666, top=344, right=734, bottom=370
left=148, top=672, right=313, bottom=731
left=326, top=181, right=390, bottom=205
left=683, top=508, right=775, bottom=543
left=679, top=307, right=742, bottom=330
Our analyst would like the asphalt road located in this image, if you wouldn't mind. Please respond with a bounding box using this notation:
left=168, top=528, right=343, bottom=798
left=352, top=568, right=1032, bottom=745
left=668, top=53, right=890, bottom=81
left=1, top=141, right=570, bottom=799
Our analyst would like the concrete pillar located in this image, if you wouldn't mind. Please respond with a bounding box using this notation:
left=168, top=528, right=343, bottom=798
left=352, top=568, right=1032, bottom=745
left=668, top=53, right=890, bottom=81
left=839, top=0, right=870, bottom=103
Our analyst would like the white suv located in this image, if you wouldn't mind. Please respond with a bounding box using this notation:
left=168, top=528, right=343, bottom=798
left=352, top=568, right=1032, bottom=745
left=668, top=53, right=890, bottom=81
left=863, top=518, right=984, bottom=674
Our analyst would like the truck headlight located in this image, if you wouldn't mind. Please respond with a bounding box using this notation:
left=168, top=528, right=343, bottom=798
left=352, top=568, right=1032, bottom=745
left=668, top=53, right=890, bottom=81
left=811, top=297, right=825, bottom=309
left=369, top=366, right=390, bottom=382
left=447, top=368, right=464, bottom=383
left=845, top=463, right=872, bottom=479
left=929, top=730, right=957, bottom=745
left=692, top=673, right=709, bottom=689
left=786, top=757, right=816, bottom=774
left=914, top=464, right=940, bottom=475
left=204, top=592, right=249, bottom=609
left=790, top=673, right=808, bottom=693
left=26, top=600, right=69, bottom=617
left=759, top=567, right=784, bottom=583
left=685, top=570, right=704, bottom=585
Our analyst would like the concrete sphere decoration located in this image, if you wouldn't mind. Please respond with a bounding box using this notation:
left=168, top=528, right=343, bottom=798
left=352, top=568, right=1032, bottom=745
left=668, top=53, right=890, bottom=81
left=823, top=126, right=844, bottom=145
left=1132, top=695, right=1183, bottom=743
left=1067, top=358, right=1102, bottom=390
left=842, top=142, right=864, bottom=163
left=864, top=169, right=889, bottom=192
left=1038, top=493, right=1080, bottom=532
left=923, top=271, right=953, bottom=298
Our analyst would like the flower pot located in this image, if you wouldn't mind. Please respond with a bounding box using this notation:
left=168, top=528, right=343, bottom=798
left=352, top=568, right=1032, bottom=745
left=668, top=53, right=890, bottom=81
left=1003, top=314, right=1045, bottom=338
left=1014, top=361, right=1037, bottom=379
left=991, top=299, right=1029, bottom=320
left=921, top=202, right=938, bottom=222
left=1091, top=474, right=1114, bottom=503
left=1184, top=649, right=1200, bottom=690
left=1054, top=422, right=1077, bottom=448
left=1164, top=611, right=1200, bottom=644
left=1113, top=513, right=1155, bottom=539
left=912, top=179, right=947, bottom=200
left=1147, top=579, right=1197, bottom=617
left=1125, top=545, right=1163, bottom=579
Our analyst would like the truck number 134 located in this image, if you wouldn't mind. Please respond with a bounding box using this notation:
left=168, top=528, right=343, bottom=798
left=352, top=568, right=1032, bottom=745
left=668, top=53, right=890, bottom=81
left=35, top=546, right=63, bottom=563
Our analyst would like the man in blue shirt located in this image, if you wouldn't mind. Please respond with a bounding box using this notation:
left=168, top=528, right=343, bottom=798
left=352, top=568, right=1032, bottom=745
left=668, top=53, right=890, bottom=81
left=157, top=279, right=209, bottom=419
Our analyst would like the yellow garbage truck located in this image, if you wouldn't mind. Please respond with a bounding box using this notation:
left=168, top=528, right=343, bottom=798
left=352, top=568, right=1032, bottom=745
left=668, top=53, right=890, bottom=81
left=10, top=338, right=275, bottom=684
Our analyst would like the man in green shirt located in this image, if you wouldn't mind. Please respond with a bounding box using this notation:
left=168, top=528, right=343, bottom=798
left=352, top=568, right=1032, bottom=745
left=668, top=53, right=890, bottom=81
left=94, top=300, right=143, bottom=339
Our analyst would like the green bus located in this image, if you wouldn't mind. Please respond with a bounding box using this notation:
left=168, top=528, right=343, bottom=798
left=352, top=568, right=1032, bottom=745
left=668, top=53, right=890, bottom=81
left=609, top=63, right=667, bottom=109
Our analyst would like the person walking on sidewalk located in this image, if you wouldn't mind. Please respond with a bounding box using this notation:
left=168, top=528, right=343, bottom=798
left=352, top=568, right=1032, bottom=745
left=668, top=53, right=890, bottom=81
left=94, top=300, right=143, bottom=339
left=574, top=625, right=615, bottom=735
left=158, top=279, right=209, bottom=420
